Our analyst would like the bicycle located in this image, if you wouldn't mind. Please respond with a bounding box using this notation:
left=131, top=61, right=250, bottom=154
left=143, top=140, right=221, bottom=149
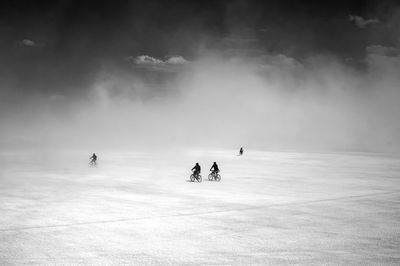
left=89, top=160, right=97, bottom=167
left=208, top=171, right=221, bottom=181
left=190, top=171, right=202, bottom=182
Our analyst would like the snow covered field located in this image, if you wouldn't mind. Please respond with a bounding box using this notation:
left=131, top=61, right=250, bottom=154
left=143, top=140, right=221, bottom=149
left=0, top=149, right=399, bottom=265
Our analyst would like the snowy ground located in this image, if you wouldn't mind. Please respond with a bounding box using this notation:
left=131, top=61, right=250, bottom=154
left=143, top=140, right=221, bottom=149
left=0, top=149, right=399, bottom=265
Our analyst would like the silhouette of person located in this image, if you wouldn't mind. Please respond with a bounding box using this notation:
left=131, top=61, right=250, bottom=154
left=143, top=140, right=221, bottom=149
left=210, top=162, right=219, bottom=173
left=191, top=163, right=201, bottom=175
left=239, top=147, right=243, bottom=156
left=90, top=153, right=97, bottom=165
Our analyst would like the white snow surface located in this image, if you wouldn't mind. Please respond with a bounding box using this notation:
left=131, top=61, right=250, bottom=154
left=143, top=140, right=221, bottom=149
left=0, top=149, right=399, bottom=265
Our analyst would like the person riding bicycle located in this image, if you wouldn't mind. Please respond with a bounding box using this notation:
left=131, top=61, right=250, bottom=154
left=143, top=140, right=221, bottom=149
left=210, top=162, right=219, bottom=174
left=191, top=163, right=201, bottom=176
left=90, top=153, right=97, bottom=165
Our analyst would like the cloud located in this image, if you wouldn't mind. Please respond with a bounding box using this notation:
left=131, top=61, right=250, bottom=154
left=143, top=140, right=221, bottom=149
left=126, top=55, right=189, bottom=72
left=349, top=15, right=380, bottom=28
left=130, top=55, right=163, bottom=65
left=165, top=55, right=189, bottom=65
left=366, top=45, right=399, bottom=57
left=19, top=39, right=37, bottom=47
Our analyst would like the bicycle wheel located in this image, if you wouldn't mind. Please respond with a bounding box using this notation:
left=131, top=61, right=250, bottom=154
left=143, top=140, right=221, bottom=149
left=215, top=174, right=221, bottom=182
left=208, top=173, right=213, bottom=181
left=197, top=174, right=202, bottom=182
left=190, top=174, right=195, bottom=182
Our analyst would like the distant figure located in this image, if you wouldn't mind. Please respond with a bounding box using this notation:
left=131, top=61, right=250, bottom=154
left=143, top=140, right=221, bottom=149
left=210, top=162, right=220, bottom=174
left=239, top=147, right=243, bottom=156
left=90, top=153, right=97, bottom=166
left=191, top=163, right=201, bottom=176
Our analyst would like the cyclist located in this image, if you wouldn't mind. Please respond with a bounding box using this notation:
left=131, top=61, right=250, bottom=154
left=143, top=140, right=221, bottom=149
left=90, top=153, right=97, bottom=165
left=239, top=147, right=243, bottom=156
left=210, top=162, right=219, bottom=174
left=191, top=163, right=201, bottom=176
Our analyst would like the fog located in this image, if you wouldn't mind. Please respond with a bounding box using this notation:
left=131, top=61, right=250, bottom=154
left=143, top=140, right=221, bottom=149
left=1, top=48, right=400, bottom=153
left=1, top=1, right=399, bottom=153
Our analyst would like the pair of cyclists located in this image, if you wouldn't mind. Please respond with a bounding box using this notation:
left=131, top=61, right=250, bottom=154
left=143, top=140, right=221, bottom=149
left=191, top=162, right=220, bottom=181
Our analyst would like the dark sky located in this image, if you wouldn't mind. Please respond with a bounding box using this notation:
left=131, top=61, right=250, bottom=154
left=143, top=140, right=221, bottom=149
left=0, top=0, right=398, bottom=95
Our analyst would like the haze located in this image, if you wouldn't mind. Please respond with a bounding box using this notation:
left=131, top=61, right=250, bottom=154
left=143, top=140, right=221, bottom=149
left=0, top=0, right=399, bottom=153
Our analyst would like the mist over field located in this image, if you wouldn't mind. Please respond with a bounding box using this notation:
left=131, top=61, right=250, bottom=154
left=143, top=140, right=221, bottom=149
left=0, top=0, right=400, bottom=153
left=1, top=50, right=400, bottom=152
